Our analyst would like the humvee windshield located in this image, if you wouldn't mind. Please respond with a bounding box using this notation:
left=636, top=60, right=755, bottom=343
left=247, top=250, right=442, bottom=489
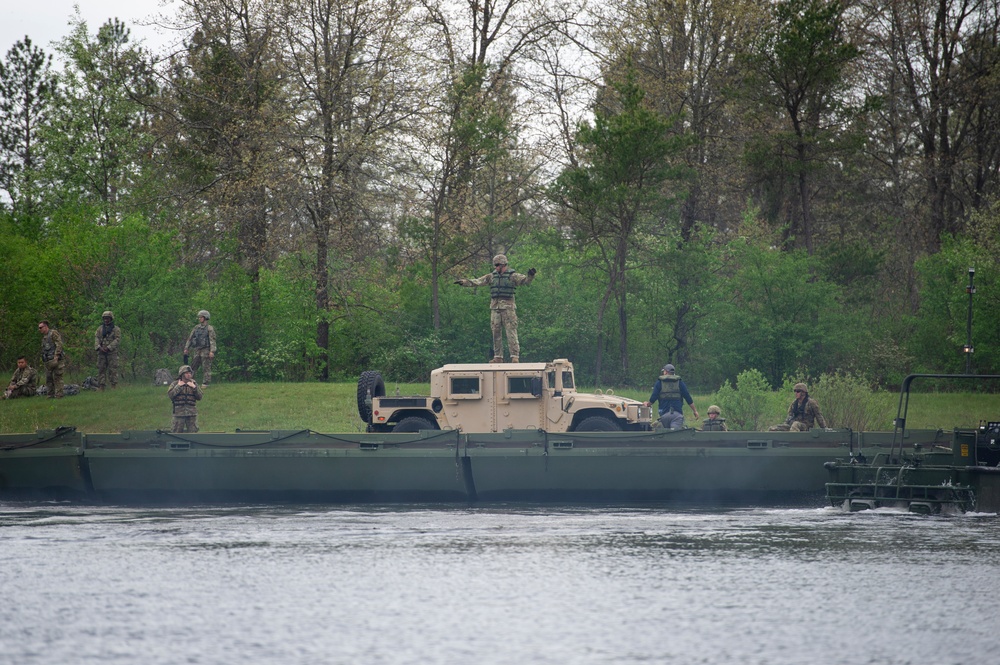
left=547, top=370, right=575, bottom=390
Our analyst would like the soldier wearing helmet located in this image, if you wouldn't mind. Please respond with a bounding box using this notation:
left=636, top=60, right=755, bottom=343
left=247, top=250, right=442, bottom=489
left=183, top=309, right=217, bottom=387
left=702, top=404, right=728, bottom=431
left=94, top=310, right=122, bottom=390
left=454, top=254, right=537, bottom=363
left=167, top=364, right=203, bottom=432
left=769, top=382, right=827, bottom=431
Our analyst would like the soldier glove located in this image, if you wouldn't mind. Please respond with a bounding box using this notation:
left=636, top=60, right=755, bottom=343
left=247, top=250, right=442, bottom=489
left=453, top=280, right=463, bottom=285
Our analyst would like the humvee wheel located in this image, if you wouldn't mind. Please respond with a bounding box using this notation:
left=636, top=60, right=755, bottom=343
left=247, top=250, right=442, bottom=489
left=573, top=415, right=623, bottom=432
left=392, top=416, right=439, bottom=433
left=357, top=370, right=386, bottom=422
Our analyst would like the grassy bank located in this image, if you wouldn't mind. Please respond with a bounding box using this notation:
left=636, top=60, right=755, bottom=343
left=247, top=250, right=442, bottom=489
left=1, top=381, right=996, bottom=434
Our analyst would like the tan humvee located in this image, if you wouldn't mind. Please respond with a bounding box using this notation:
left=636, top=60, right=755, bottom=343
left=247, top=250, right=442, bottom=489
left=357, top=359, right=653, bottom=433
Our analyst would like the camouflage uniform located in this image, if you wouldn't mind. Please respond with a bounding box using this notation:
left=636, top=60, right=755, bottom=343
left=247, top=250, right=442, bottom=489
left=455, top=255, right=536, bottom=362
left=95, top=311, right=122, bottom=389
left=5, top=363, right=38, bottom=399
left=168, top=365, right=204, bottom=433
left=184, top=310, right=217, bottom=385
left=40, top=325, right=65, bottom=398
left=770, top=384, right=827, bottom=431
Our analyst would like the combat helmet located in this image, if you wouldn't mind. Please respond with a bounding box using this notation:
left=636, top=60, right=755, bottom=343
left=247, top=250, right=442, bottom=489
left=707, top=405, right=721, bottom=415
left=492, top=254, right=508, bottom=266
left=178, top=364, right=194, bottom=378
left=198, top=310, right=211, bottom=320
left=102, top=310, right=114, bottom=319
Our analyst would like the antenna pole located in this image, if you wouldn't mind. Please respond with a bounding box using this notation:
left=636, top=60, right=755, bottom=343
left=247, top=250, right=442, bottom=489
left=964, top=267, right=975, bottom=374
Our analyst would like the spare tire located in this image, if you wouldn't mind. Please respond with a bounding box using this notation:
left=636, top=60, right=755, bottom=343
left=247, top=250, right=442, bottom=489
left=357, top=370, right=386, bottom=422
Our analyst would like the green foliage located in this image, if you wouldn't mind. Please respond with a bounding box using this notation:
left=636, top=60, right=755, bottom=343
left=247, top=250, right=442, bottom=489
left=910, top=231, right=1000, bottom=375
left=714, top=368, right=773, bottom=431
left=811, top=371, right=893, bottom=432
left=702, top=211, right=854, bottom=386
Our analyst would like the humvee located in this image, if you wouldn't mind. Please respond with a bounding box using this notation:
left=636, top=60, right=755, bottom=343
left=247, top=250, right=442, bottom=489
left=357, top=359, right=653, bottom=433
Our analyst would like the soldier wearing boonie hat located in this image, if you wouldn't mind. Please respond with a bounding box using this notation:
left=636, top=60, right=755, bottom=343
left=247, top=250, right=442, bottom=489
left=769, top=382, right=828, bottom=431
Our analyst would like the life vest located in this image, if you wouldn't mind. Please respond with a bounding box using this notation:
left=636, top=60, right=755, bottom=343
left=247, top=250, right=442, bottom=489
left=658, top=375, right=682, bottom=402
left=190, top=324, right=211, bottom=348
left=172, top=384, right=199, bottom=411
left=490, top=270, right=516, bottom=299
left=702, top=417, right=727, bottom=431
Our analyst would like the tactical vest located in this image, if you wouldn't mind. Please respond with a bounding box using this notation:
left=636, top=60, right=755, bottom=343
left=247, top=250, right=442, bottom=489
left=490, top=270, right=516, bottom=299
left=172, top=385, right=199, bottom=411
left=41, top=333, right=58, bottom=362
left=190, top=325, right=210, bottom=348
left=658, top=375, right=682, bottom=402
left=98, top=325, right=117, bottom=348
left=702, top=418, right=727, bottom=431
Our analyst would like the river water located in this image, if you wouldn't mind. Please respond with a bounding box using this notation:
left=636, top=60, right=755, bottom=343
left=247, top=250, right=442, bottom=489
left=1, top=503, right=998, bottom=665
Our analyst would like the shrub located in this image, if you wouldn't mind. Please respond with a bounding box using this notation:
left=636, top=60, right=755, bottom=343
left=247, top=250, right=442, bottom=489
left=715, top=369, right=772, bottom=431
left=811, top=372, right=892, bottom=432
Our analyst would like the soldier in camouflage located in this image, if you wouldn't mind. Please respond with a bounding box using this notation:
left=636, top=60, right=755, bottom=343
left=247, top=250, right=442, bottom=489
left=167, top=365, right=204, bottom=432
left=38, top=321, right=65, bottom=398
left=702, top=404, right=728, bottom=431
left=95, top=310, right=122, bottom=390
left=183, top=310, right=217, bottom=386
left=454, top=254, right=536, bottom=363
left=4, top=357, right=38, bottom=399
left=769, top=382, right=827, bottom=432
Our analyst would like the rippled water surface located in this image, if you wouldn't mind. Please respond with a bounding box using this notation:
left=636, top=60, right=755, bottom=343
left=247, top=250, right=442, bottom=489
left=1, top=503, right=999, bottom=665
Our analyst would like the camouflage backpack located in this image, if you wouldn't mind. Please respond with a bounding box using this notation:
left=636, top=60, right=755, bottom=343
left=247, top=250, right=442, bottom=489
left=153, top=368, right=173, bottom=385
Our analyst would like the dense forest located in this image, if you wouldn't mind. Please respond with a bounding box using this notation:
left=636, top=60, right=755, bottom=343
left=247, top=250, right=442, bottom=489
left=1, top=0, right=999, bottom=391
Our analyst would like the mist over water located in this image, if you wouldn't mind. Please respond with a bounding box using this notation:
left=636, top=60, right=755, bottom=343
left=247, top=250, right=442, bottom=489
left=1, top=504, right=998, bottom=665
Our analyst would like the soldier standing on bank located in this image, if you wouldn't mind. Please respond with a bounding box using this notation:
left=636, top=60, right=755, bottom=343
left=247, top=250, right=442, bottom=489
left=454, top=254, right=536, bottom=363
left=4, top=357, right=38, bottom=399
left=183, top=310, right=216, bottom=387
left=167, top=365, right=203, bottom=433
left=38, top=320, right=65, bottom=399
left=95, top=310, right=122, bottom=391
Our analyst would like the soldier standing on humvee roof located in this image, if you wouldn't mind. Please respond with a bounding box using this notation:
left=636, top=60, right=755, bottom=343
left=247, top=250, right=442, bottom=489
left=454, top=254, right=536, bottom=363
left=95, top=310, right=121, bottom=390
left=168, top=365, right=203, bottom=432
left=183, top=310, right=216, bottom=387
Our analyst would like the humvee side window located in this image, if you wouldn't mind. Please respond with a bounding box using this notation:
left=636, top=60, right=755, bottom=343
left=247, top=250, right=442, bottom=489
left=451, top=377, right=480, bottom=395
left=562, top=371, right=574, bottom=389
left=508, top=377, right=534, bottom=394
left=547, top=371, right=556, bottom=388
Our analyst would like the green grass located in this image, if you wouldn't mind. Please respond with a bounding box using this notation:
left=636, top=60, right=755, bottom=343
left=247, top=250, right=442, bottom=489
left=0, top=382, right=995, bottom=434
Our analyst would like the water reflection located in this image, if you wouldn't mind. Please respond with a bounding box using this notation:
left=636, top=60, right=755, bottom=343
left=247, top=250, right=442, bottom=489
left=1, top=503, right=998, bottom=665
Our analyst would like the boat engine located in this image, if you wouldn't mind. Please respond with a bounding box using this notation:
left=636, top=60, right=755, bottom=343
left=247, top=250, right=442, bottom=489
left=976, top=421, right=1000, bottom=466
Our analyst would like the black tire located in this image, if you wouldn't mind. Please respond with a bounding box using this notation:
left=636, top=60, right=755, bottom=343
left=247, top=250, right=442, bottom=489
left=392, top=416, right=438, bottom=433
left=357, top=370, right=386, bottom=423
left=573, top=415, right=623, bottom=432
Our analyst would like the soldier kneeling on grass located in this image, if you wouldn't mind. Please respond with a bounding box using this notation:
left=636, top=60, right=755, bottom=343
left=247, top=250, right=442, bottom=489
left=168, top=365, right=203, bottom=433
